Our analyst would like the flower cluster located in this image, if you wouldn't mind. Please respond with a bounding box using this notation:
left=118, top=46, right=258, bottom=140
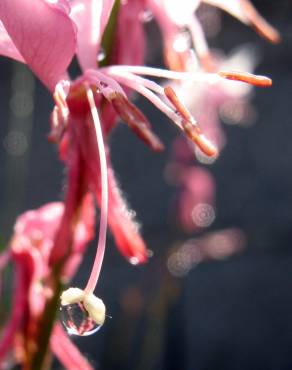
left=0, top=0, right=278, bottom=368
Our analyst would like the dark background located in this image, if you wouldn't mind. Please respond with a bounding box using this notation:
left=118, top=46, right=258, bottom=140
left=0, top=1, right=292, bottom=369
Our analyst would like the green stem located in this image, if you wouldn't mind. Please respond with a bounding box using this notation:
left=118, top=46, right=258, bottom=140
left=30, top=266, right=63, bottom=370
left=99, top=0, right=120, bottom=67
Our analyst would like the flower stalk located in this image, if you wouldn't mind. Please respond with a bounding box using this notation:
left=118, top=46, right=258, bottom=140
left=84, top=87, right=108, bottom=295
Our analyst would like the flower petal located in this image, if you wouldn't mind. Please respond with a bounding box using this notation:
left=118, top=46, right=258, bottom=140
left=0, top=21, right=24, bottom=63
left=112, top=0, right=145, bottom=66
left=66, top=103, right=148, bottom=263
left=148, top=0, right=191, bottom=71
left=0, top=0, right=77, bottom=90
left=106, top=166, right=148, bottom=264
left=51, top=323, right=94, bottom=370
left=203, top=0, right=280, bottom=43
left=62, top=193, right=96, bottom=279
left=71, top=0, right=115, bottom=70
left=0, top=263, right=26, bottom=362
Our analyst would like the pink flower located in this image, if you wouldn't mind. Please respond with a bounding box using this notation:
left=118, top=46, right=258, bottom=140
left=147, top=0, right=280, bottom=71
left=0, top=0, right=76, bottom=90
left=0, top=0, right=275, bottom=305
left=167, top=228, right=246, bottom=277
left=1, top=0, right=227, bottom=267
left=175, top=165, right=216, bottom=232
left=0, top=1, right=278, bottom=367
left=0, top=0, right=152, bottom=267
left=0, top=200, right=95, bottom=368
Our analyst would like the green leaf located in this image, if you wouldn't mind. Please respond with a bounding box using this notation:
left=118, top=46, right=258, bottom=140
left=99, top=0, right=121, bottom=67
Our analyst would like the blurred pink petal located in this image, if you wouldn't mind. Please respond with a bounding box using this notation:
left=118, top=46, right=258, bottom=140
left=0, top=250, right=10, bottom=271
left=175, top=166, right=215, bottom=232
left=148, top=0, right=188, bottom=71
left=0, top=0, right=76, bottom=90
left=0, top=21, right=24, bottom=62
left=203, top=0, right=280, bottom=43
left=0, top=263, right=27, bottom=362
left=65, top=86, right=148, bottom=264
left=62, top=193, right=96, bottom=279
left=112, top=0, right=145, bottom=66
left=14, top=202, right=64, bottom=264
left=51, top=323, right=94, bottom=370
left=105, top=166, right=148, bottom=264
left=71, top=0, right=115, bottom=70
left=12, top=203, right=64, bottom=318
left=49, top=145, right=88, bottom=264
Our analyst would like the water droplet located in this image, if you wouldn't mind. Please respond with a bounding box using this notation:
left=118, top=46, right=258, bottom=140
left=172, top=32, right=191, bottom=53
left=129, top=256, right=139, bottom=265
left=3, top=130, right=28, bottom=156
left=139, top=9, right=153, bottom=23
left=60, top=302, right=103, bottom=336
left=97, top=48, right=106, bottom=62
left=147, top=249, right=154, bottom=258
left=195, top=146, right=217, bottom=165
left=191, top=203, right=215, bottom=228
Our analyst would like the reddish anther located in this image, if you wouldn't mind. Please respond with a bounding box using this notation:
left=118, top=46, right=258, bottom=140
left=111, top=93, right=164, bottom=151
left=164, top=86, right=217, bottom=157
left=164, top=86, right=192, bottom=121
left=183, top=122, right=218, bottom=158
left=240, top=0, right=281, bottom=44
left=218, top=71, right=272, bottom=87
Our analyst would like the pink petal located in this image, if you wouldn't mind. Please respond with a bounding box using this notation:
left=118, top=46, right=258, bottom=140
left=15, top=202, right=64, bottom=246
left=112, top=0, right=145, bottom=66
left=71, top=0, right=115, bottom=70
left=0, top=21, right=24, bottom=63
left=176, top=167, right=215, bottom=232
left=0, top=250, right=10, bottom=271
left=51, top=323, right=94, bottom=370
left=148, top=0, right=188, bottom=71
left=0, top=263, right=27, bottom=362
left=0, top=0, right=76, bottom=91
left=65, top=82, right=148, bottom=264
left=203, top=0, right=280, bottom=43
left=62, top=193, right=96, bottom=279
left=100, top=0, right=116, bottom=32
left=49, top=147, right=86, bottom=264
left=65, top=97, right=148, bottom=263
left=106, top=166, right=148, bottom=263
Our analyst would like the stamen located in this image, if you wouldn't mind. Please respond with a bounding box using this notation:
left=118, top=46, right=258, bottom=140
left=240, top=0, right=281, bottom=44
left=50, top=82, right=71, bottom=143
left=164, top=86, right=218, bottom=157
left=110, top=92, right=164, bottom=151
left=187, top=15, right=216, bottom=72
left=103, top=66, right=273, bottom=89
left=84, top=87, right=108, bottom=295
left=102, top=65, right=221, bottom=84
left=85, top=69, right=126, bottom=99
left=107, top=72, right=217, bottom=157
left=53, top=80, right=71, bottom=117
left=164, top=85, right=192, bottom=122
left=104, top=72, right=181, bottom=127
left=218, top=70, right=272, bottom=87
left=108, top=71, right=165, bottom=95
